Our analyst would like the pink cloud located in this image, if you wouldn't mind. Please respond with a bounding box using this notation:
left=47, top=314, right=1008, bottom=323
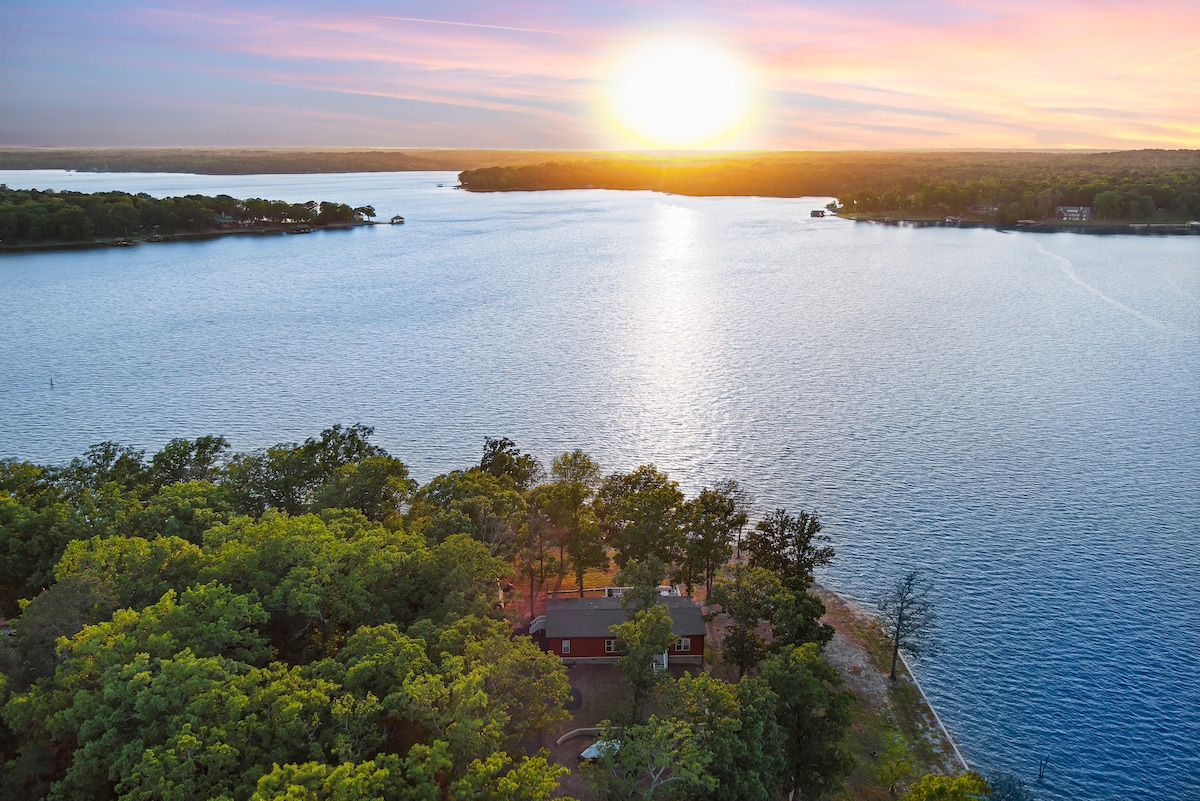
left=9, top=0, right=1198, bottom=148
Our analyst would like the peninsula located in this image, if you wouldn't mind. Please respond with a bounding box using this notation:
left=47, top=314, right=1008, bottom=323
left=457, top=149, right=1200, bottom=228
left=0, top=186, right=385, bottom=250
left=0, top=430, right=991, bottom=801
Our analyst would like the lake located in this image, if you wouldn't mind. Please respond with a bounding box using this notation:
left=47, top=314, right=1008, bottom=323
left=1, top=169, right=1197, bottom=800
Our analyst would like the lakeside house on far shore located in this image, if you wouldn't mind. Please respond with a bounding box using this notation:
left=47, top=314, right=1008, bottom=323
left=1056, top=205, right=1093, bottom=221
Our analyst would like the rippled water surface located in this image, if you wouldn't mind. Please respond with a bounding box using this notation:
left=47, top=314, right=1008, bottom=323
left=2, top=170, right=1198, bottom=800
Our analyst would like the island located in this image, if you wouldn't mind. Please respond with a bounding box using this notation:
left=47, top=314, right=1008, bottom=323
left=0, top=186, right=384, bottom=250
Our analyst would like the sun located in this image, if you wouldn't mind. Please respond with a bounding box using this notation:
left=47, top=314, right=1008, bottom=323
left=604, top=36, right=756, bottom=149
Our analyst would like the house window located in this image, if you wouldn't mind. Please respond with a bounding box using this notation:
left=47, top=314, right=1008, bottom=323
left=605, top=639, right=619, bottom=654
left=675, top=637, right=691, bottom=652
left=561, top=640, right=570, bottom=655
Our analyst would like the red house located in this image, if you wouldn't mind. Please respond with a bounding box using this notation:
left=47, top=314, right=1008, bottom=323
left=535, top=595, right=706, bottom=666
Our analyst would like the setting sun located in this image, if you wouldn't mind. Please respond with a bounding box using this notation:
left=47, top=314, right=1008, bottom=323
left=604, top=36, right=756, bottom=148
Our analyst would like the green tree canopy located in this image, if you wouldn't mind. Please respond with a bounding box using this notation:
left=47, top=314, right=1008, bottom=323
left=744, top=508, right=833, bottom=593
left=595, top=465, right=684, bottom=570
left=613, top=604, right=675, bottom=722
left=902, top=771, right=991, bottom=801
left=761, top=643, right=855, bottom=801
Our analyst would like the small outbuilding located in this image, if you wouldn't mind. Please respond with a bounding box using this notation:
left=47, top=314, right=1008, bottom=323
left=536, top=594, right=706, bottom=665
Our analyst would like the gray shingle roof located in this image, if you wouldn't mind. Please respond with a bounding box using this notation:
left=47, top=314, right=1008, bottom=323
left=544, top=595, right=706, bottom=639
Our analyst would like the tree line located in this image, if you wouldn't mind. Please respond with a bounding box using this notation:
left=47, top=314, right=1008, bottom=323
left=0, top=428, right=1002, bottom=800
left=0, top=185, right=376, bottom=244
left=457, top=149, right=1200, bottom=222
left=0, top=148, right=603, bottom=175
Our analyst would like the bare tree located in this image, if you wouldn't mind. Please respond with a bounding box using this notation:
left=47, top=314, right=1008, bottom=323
left=877, top=569, right=936, bottom=680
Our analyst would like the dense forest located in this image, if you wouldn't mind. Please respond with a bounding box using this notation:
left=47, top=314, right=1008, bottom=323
left=458, top=150, right=1200, bottom=223
left=0, top=186, right=375, bottom=245
left=0, top=429, right=1004, bottom=800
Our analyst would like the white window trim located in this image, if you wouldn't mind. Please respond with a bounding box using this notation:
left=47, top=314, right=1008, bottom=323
left=675, top=637, right=691, bottom=652
left=561, top=639, right=571, bottom=655
left=605, top=639, right=619, bottom=653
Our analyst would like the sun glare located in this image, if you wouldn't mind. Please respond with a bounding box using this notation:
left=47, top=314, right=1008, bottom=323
left=605, top=36, right=756, bottom=149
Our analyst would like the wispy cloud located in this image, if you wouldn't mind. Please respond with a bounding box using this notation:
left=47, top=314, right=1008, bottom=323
left=3, top=0, right=1197, bottom=148
left=378, top=16, right=582, bottom=37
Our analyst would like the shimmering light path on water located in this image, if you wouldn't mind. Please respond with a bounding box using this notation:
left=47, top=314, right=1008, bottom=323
left=1, top=171, right=1198, bottom=800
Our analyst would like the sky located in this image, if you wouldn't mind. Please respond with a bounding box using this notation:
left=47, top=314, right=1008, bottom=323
left=2, top=0, right=1198, bottom=150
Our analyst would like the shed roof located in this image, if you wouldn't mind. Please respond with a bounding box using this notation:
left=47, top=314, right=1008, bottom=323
left=544, top=595, right=706, bottom=639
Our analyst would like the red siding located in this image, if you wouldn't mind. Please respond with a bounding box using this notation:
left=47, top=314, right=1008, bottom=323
left=548, top=636, right=614, bottom=658
left=548, top=635, right=705, bottom=660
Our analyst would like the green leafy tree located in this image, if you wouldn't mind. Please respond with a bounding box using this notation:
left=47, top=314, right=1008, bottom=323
left=408, top=469, right=526, bottom=556
left=545, top=450, right=607, bottom=596
left=4, top=585, right=277, bottom=798
left=613, top=604, right=675, bottom=721
left=147, top=435, right=230, bottom=489
left=761, top=643, right=854, bottom=801
left=430, top=615, right=571, bottom=747
left=251, top=756, right=408, bottom=801
left=223, top=424, right=385, bottom=515
left=55, top=534, right=204, bottom=611
left=409, top=533, right=508, bottom=627
left=877, top=569, right=937, bottom=681
left=311, top=454, right=416, bottom=524
left=659, top=672, right=784, bottom=801
left=595, top=465, right=684, bottom=571
left=0, top=574, right=116, bottom=687
left=678, top=480, right=749, bottom=594
left=744, top=508, right=833, bottom=593
left=1093, top=190, right=1122, bottom=220
left=706, top=565, right=783, bottom=677
left=130, top=480, right=234, bottom=543
left=770, top=588, right=834, bottom=651
left=614, top=556, right=668, bottom=614
left=902, top=771, right=991, bottom=801
left=587, top=717, right=715, bottom=801
left=200, top=510, right=454, bottom=660
left=480, top=437, right=542, bottom=493
left=460, top=750, right=570, bottom=801
left=0, top=462, right=77, bottom=615
left=511, top=509, right=557, bottom=617
left=62, top=441, right=148, bottom=495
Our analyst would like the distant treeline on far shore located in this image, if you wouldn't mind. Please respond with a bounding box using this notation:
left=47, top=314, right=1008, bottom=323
left=3, top=147, right=1197, bottom=225
left=0, top=186, right=376, bottom=245
left=458, top=149, right=1200, bottom=223
left=0, top=147, right=592, bottom=175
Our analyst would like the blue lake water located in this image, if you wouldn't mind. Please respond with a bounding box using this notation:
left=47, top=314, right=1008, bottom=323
left=1, top=170, right=1198, bottom=800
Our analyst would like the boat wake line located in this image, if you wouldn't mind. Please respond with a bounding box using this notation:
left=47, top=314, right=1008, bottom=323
left=1035, top=243, right=1167, bottom=331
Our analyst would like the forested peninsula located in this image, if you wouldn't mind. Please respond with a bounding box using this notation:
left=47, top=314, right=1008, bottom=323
left=0, top=429, right=1016, bottom=801
left=458, top=149, right=1200, bottom=225
left=0, top=186, right=380, bottom=248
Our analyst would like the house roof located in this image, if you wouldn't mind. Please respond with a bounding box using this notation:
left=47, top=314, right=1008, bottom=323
left=544, top=595, right=706, bottom=639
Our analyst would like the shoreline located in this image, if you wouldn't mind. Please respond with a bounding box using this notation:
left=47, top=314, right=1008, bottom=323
left=840, top=215, right=1200, bottom=235
left=0, top=219, right=382, bottom=254
left=811, top=581, right=971, bottom=796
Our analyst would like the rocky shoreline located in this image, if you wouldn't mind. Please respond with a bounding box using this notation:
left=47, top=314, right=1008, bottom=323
left=811, top=582, right=970, bottom=798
